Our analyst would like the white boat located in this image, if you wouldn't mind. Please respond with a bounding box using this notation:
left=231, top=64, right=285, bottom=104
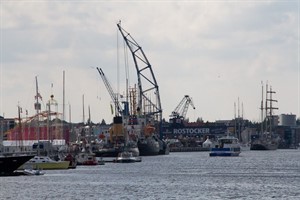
left=209, top=135, right=241, bottom=157
left=240, top=143, right=251, bottom=151
left=76, top=152, right=98, bottom=165
left=19, top=156, right=70, bottom=170
left=23, top=168, right=45, bottom=176
left=115, top=151, right=142, bottom=163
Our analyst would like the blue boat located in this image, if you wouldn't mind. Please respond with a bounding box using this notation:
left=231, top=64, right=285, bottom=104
left=209, top=135, right=241, bottom=157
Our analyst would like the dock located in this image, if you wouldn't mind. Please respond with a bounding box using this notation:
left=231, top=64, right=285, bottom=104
left=169, top=147, right=210, bottom=152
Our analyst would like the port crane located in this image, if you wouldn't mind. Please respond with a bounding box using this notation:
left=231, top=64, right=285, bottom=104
left=117, top=22, right=162, bottom=123
left=96, top=67, right=124, bottom=116
left=170, top=95, right=195, bottom=120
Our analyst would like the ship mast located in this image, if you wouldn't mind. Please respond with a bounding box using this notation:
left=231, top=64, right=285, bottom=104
left=260, top=82, right=264, bottom=134
left=266, top=85, right=278, bottom=133
left=34, top=76, right=41, bottom=156
left=17, top=105, right=23, bottom=150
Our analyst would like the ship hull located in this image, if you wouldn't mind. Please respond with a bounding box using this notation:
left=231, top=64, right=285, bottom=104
left=94, top=147, right=139, bottom=158
left=19, top=161, right=70, bottom=170
left=0, top=155, right=34, bottom=175
left=158, top=139, right=170, bottom=155
left=250, top=143, right=278, bottom=150
left=94, top=148, right=120, bottom=157
left=138, top=137, right=160, bottom=156
left=18, top=156, right=70, bottom=170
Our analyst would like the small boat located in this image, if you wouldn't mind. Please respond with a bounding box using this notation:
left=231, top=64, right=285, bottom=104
left=23, top=168, right=45, bottom=176
left=97, top=157, right=105, bottom=165
left=115, top=151, right=142, bottom=163
left=209, top=135, right=241, bottom=157
left=76, top=152, right=98, bottom=165
left=19, top=156, right=70, bottom=170
left=64, top=153, right=77, bottom=169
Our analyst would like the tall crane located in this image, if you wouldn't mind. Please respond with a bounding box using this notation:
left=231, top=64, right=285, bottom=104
left=96, top=67, right=124, bottom=116
left=117, top=22, right=162, bottom=123
left=170, top=95, right=195, bottom=120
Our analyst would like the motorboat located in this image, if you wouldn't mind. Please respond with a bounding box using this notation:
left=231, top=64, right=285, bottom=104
left=18, top=156, right=70, bottom=170
left=115, top=151, right=142, bottom=163
left=76, top=152, right=98, bottom=165
left=64, top=153, right=77, bottom=169
left=23, top=168, right=45, bottom=176
left=209, top=135, right=241, bottom=157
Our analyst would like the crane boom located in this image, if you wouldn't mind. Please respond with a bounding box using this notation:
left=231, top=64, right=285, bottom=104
left=96, top=67, right=123, bottom=116
left=171, top=95, right=195, bottom=120
left=116, top=22, right=162, bottom=122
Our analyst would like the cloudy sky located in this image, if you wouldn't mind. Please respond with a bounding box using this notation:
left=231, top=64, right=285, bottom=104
left=1, top=0, right=299, bottom=123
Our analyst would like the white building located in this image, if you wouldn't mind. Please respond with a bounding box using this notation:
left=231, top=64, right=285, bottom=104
left=278, top=114, right=296, bottom=126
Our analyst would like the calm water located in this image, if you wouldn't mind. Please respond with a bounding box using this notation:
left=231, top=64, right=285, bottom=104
left=1, top=150, right=300, bottom=200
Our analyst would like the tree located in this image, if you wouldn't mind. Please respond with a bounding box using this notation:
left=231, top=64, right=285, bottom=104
left=196, top=117, right=203, bottom=123
left=100, top=119, right=106, bottom=125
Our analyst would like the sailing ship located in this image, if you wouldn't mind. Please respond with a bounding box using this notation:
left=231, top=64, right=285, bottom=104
left=251, top=83, right=279, bottom=150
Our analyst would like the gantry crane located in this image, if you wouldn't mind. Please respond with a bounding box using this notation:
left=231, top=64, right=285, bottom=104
left=170, top=95, right=195, bottom=120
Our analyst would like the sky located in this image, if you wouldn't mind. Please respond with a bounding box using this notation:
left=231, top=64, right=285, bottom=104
left=1, top=0, right=299, bottom=124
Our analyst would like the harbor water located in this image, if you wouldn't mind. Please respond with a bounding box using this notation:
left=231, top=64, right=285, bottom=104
left=1, top=150, right=300, bottom=200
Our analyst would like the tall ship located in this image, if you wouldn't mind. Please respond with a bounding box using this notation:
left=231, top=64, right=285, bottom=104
left=251, top=82, right=279, bottom=150
left=96, top=22, right=168, bottom=156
